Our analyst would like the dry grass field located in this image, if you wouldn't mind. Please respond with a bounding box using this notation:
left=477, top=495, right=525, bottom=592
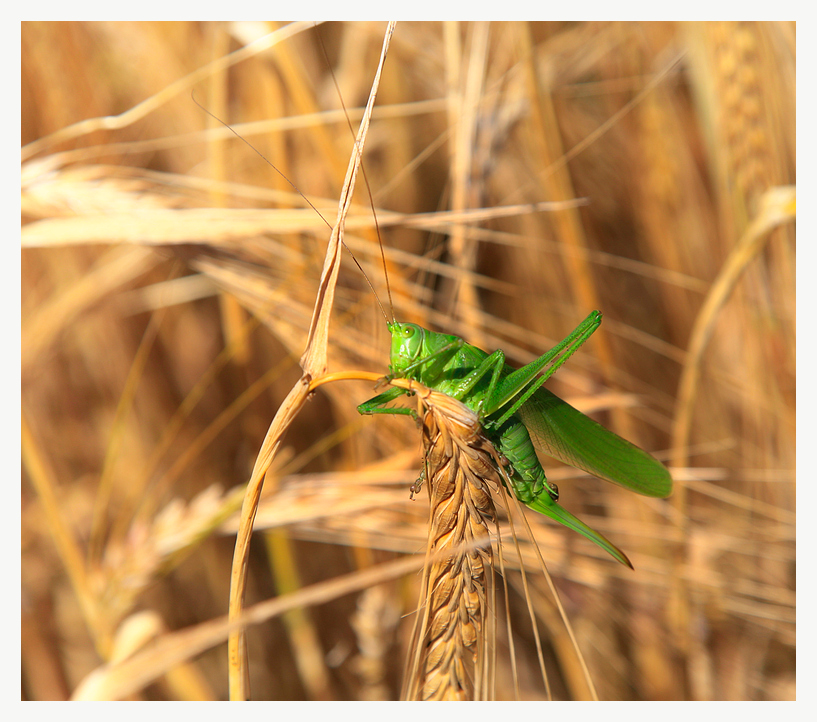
left=21, top=21, right=795, bottom=700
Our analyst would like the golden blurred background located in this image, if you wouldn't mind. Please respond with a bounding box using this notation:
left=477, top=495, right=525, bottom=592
left=21, top=21, right=795, bottom=700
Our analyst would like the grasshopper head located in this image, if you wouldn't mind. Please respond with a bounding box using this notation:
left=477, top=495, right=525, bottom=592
left=387, top=322, right=425, bottom=377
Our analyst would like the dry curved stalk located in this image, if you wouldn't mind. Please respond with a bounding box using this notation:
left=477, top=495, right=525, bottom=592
left=667, top=184, right=795, bottom=659
left=402, top=385, right=502, bottom=701
left=226, top=21, right=396, bottom=700
left=670, top=185, right=795, bottom=472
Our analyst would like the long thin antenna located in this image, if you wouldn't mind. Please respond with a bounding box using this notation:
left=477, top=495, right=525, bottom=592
left=191, top=91, right=391, bottom=324
left=192, top=92, right=332, bottom=229
left=315, top=25, right=396, bottom=323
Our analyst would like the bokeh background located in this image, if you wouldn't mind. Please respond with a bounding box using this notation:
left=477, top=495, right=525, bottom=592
left=22, top=21, right=795, bottom=700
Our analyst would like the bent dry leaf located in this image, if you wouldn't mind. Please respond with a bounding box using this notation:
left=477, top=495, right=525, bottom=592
left=227, top=21, right=396, bottom=700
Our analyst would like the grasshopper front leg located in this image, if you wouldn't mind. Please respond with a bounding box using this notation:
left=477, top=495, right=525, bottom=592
left=358, top=385, right=417, bottom=419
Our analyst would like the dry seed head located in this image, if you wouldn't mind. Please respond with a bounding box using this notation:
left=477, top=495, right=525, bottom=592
left=351, top=585, right=401, bottom=701
left=404, top=386, right=503, bottom=701
left=709, top=21, right=775, bottom=213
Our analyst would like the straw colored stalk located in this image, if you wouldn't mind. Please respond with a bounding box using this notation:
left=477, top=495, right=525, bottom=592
left=403, top=385, right=503, bottom=701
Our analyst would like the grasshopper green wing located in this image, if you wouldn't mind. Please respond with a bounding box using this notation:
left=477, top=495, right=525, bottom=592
left=517, top=388, right=672, bottom=498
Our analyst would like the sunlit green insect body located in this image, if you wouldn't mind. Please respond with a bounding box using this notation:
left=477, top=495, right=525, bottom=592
left=358, top=311, right=672, bottom=568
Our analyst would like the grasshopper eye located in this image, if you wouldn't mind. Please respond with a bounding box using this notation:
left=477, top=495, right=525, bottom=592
left=402, top=326, right=415, bottom=339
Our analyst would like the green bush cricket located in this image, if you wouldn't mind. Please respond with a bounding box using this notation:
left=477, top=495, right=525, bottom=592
left=358, top=311, right=672, bottom=568
left=195, top=72, right=672, bottom=569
